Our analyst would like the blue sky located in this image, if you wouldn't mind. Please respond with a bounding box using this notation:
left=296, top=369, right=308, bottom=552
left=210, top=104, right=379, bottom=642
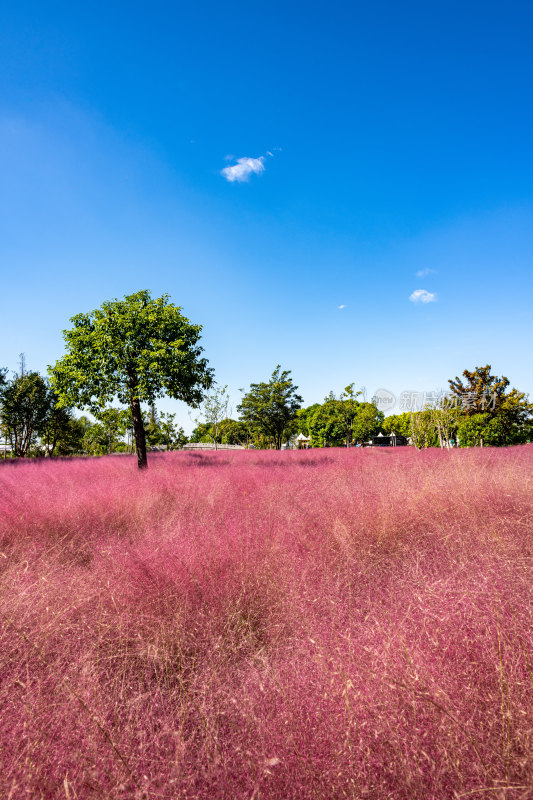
left=1, top=0, right=532, bottom=430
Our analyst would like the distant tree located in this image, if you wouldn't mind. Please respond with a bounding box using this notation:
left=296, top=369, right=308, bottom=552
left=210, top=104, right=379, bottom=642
left=456, top=413, right=490, bottom=448
left=237, top=366, right=303, bottom=450
left=158, top=413, right=188, bottom=450
left=193, top=384, right=230, bottom=450
left=339, top=384, right=363, bottom=445
left=145, top=405, right=187, bottom=449
left=308, top=392, right=382, bottom=448
left=95, top=407, right=129, bottom=455
left=296, top=404, right=321, bottom=438
left=431, top=400, right=461, bottom=449
left=40, top=398, right=78, bottom=456
left=381, top=412, right=411, bottom=438
left=49, top=290, right=213, bottom=469
left=449, top=364, right=532, bottom=446
left=308, top=394, right=345, bottom=447
left=449, top=365, right=514, bottom=417
left=410, top=409, right=439, bottom=450
left=58, top=416, right=89, bottom=455
left=351, top=402, right=384, bottom=445
left=218, top=418, right=251, bottom=446
left=0, top=367, right=52, bottom=457
left=189, top=422, right=213, bottom=443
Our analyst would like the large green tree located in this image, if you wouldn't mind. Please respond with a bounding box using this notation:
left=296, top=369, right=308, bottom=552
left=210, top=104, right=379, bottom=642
left=237, top=366, right=303, bottom=450
left=49, top=290, right=213, bottom=468
left=449, top=364, right=532, bottom=446
left=308, top=394, right=346, bottom=447
left=351, top=402, right=384, bottom=445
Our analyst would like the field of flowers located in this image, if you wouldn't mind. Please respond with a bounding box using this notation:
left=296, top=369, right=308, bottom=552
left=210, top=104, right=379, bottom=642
left=0, top=446, right=532, bottom=799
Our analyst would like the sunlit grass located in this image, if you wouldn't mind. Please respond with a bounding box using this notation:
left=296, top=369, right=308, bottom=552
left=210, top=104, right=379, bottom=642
left=0, top=447, right=532, bottom=799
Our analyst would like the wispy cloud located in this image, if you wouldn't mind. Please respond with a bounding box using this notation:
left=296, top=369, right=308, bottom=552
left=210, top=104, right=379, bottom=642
left=416, top=267, right=437, bottom=277
left=221, top=156, right=266, bottom=183
left=338, top=304, right=346, bottom=309
left=409, top=289, right=437, bottom=304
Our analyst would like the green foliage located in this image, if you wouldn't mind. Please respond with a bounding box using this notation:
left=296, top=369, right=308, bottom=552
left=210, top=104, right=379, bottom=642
left=449, top=364, right=532, bottom=447
left=456, top=413, right=490, bottom=448
left=410, top=409, right=439, bottom=450
left=352, top=402, right=384, bottom=444
left=448, top=365, right=511, bottom=416
left=40, top=400, right=84, bottom=456
left=189, top=422, right=213, bottom=443
left=381, top=413, right=411, bottom=438
left=92, top=407, right=130, bottom=455
left=308, top=394, right=383, bottom=447
left=237, top=366, right=303, bottom=450
left=0, top=370, right=52, bottom=457
left=49, top=290, right=213, bottom=468
left=308, top=396, right=346, bottom=447
left=338, top=384, right=364, bottom=443
left=145, top=405, right=187, bottom=450
left=218, top=418, right=251, bottom=446
left=193, top=384, right=230, bottom=450
left=296, top=404, right=321, bottom=437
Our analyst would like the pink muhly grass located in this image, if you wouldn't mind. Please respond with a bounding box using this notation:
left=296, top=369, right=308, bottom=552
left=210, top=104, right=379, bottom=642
left=0, top=447, right=532, bottom=799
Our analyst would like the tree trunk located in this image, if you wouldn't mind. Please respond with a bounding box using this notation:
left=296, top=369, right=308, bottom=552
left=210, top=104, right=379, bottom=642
left=130, top=397, right=148, bottom=469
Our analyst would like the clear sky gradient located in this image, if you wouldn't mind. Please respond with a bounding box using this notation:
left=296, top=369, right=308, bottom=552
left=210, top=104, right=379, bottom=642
left=1, top=0, right=532, bottom=430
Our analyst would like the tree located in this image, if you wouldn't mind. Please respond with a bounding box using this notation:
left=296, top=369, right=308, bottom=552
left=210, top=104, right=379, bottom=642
left=381, top=412, right=411, bottom=438
left=193, top=384, right=230, bottom=450
left=145, top=405, right=188, bottom=450
left=449, top=364, right=532, bottom=446
left=0, top=369, right=52, bottom=457
left=218, top=418, right=251, bottom=446
left=339, top=384, right=363, bottom=445
left=431, top=400, right=461, bottom=449
left=237, top=366, right=303, bottom=450
left=456, top=413, right=490, bottom=448
left=157, top=412, right=188, bottom=450
left=410, top=409, right=438, bottom=450
left=307, top=392, right=382, bottom=448
left=308, top=394, right=346, bottom=447
left=40, top=397, right=79, bottom=456
left=95, top=407, right=130, bottom=455
left=49, top=291, right=213, bottom=468
left=351, top=402, right=384, bottom=445
left=189, top=422, right=213, bottom=443
left=449, top=365, right=511, bottom=417
left=296, top=404, right=321, bottom=438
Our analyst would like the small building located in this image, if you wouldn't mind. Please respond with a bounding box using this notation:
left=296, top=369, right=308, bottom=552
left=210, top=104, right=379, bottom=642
left=296, top=433, right=311, bottom=449
left=371, top=431, right=408, bottom=447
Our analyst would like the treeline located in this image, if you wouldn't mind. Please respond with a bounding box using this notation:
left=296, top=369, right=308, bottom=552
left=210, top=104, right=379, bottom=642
left=2, top=289, right=532, bottom=462
left=191, top=365, right=533, bottom=450
left=0, top=358, right=186, bottom=458
left=1, top=358, right=532, bottom=459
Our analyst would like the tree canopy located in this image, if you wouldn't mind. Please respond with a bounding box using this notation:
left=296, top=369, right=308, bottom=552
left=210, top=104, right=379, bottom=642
left=237, top=366, right=303, bottom=450
left=0, top=369, right=53, bottom=457
left=49, top=290, right=213, bottom=468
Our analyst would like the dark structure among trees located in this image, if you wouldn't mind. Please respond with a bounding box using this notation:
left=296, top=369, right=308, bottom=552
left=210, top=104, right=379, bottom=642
left=371, top=433, right=408, bottom=447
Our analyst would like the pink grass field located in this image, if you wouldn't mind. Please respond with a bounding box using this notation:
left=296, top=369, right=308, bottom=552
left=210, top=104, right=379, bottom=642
left=0, top=447, right=532, bottom=800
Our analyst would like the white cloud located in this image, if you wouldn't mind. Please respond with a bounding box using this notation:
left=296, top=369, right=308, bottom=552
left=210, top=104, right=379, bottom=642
left=221, top=156, right=266, bottom=183
left=416, top=267, right=437, bottom=277
left=338, top=304, right=346, bottom=309
left=409, top=289, right=437, bottom=304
